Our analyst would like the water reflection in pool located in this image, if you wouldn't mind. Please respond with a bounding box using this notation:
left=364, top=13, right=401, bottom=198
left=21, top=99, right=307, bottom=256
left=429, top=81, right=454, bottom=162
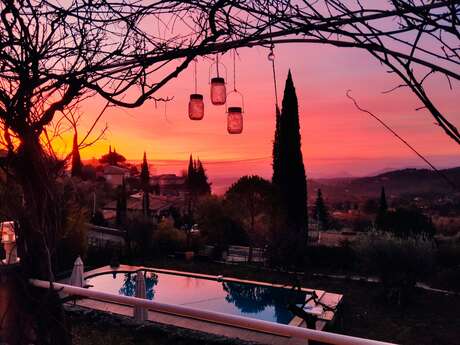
left=86, top=271, right=306, bottom=324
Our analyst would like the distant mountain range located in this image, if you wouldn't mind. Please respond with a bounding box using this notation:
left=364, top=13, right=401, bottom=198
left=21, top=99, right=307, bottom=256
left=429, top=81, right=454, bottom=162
left=308, top=167, right=460, bottom=202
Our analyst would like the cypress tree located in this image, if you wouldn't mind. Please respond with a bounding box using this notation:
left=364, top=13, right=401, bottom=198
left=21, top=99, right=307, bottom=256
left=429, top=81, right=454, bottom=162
left=187, top=154, right=195, bottom=189
left=313, top=189, right=329, bottom=230
left=272, top=105, right=281, bottom=185
left=140, top=152, right=150, bottom=217
left=196, top=159, right=211, bottom=195
left=274, top=70, right=308, bottom=239
left=71, top=132, right=83, bottom=177
left=376, top=186, right=388, bottom=229
left=142, top=190, right=150, bottom=218
left=140, top=151, right=150, bottom=189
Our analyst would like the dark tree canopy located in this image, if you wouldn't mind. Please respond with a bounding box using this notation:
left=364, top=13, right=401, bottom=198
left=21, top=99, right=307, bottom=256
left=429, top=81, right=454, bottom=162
left=376, top=186, right=389, bottom=228
left=312, top=189, right=329, bottom=230
left=99, top=146, right=126, bottom=166
left=377, top=207, right=436, bottom=238
left=225, top=175, right=273, bottom=244
left=187, top=155, right=211, bottom=197
left=273, top=71, right=308, bottom=238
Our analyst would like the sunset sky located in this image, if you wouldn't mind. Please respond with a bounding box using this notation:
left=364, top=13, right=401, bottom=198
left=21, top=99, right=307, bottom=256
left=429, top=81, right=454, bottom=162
left=59, top=43, right=459, bottom=193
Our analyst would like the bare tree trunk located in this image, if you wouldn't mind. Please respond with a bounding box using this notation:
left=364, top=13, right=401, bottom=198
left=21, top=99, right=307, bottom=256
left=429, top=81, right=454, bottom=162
left=7, top=134, right=71, bottom=345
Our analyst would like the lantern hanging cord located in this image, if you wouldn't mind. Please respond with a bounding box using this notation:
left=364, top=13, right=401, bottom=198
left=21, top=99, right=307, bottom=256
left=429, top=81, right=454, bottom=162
left=216, top=53, right=220, bottom=78
left=194, top=58, right=198, bottom=94
left=269, top=44, right=279, bottom=108
left=233, top=49, right=237, bottom=91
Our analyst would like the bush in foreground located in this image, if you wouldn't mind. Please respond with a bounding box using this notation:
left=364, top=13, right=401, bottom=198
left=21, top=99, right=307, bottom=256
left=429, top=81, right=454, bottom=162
left=355, top=231, right=435, bottom=305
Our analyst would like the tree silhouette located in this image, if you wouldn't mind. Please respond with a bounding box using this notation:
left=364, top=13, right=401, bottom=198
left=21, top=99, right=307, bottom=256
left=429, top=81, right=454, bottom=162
left=140, top=152, right=150, bottom=217
left=272, top=106, right=282, bottom=185
left=70, top=133, right=83, bottom=178
left=274, top=71, right=308, bottom=239
left=225, top=175, right=273, bottom=262
left=99, top=146, right=126, bottom=166
left=312, top=189, right=329, bottom=231
left=186, top=155, right=211, bottom=219
left=376, top=186, right=388, bottom=229
left=140, top=152, right=150, bottom=190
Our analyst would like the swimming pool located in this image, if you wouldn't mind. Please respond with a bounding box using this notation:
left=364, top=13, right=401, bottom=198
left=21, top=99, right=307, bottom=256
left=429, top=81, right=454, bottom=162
left=86, top=270, right=307, bottom=325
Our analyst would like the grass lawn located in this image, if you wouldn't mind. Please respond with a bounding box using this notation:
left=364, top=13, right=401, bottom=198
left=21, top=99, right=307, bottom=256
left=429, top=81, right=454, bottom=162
left=74, top=257, right=460, bottom=345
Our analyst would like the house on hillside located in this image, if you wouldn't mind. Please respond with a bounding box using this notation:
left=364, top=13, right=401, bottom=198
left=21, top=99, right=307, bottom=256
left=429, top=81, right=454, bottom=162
left=103, top=165, right=130, bottom=186
left=102, top=193, right=187, bottom=222
left=151, top=174, right=187, bottom=196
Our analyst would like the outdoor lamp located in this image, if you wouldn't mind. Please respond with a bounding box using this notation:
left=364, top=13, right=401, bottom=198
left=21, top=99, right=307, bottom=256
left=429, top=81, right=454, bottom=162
left=1, top=221, right=19, bottom=264
left=210, top=77, right=227, bottom=105
left=227, top=106, right=243, bottom=134
left=188, top=94, right=205, bottom=120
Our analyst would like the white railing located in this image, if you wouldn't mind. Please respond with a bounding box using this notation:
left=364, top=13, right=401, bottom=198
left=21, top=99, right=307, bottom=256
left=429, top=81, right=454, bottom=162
left=30, top=279, right=397, bottom=345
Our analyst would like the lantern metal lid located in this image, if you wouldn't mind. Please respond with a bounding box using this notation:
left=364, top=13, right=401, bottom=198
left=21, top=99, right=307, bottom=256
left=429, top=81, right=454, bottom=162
left=190, top=93, right=203, bottom=100
left=228, top=106, right=242, bottom=113
left=211, top=77, right=225, bottom=84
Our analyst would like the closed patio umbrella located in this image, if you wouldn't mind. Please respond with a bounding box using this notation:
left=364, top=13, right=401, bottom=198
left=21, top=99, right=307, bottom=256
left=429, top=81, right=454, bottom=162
left=133, top=270, right=148, bottom=322
left=69, top=256, right=85, bottom=287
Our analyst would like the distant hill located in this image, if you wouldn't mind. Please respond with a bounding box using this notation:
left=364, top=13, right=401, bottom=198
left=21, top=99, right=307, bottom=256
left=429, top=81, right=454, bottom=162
left=309, top=167, right=460, bottom=202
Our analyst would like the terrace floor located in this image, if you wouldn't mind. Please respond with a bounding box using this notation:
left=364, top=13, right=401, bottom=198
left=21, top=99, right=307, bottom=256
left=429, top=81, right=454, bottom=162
left=66, top=264, right=343, bottom=345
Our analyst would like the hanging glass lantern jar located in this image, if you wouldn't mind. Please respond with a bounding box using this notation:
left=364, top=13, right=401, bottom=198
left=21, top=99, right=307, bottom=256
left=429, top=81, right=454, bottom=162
left=210, top=77, right=226, bottom=105
left=188, top=94, right=204, bottom=120
left=209, top=54, right=227, bottom=105
left=188, top=59, right=204, bottom=120
left=226, top=50, right=244, bottom=134
left=227, top=106, right=243, bottom=134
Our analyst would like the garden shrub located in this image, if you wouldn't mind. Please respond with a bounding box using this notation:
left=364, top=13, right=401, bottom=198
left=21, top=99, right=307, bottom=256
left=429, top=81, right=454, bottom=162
left=153, top=218, right=186, bottom=254
left=355, top=231, right=435, bottom=305
left=304, top=244, right=356, bottom=271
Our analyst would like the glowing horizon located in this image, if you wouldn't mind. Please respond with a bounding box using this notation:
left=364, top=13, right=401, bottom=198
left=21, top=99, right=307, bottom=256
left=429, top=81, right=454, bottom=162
left=55, top=43, right=459, bottom=183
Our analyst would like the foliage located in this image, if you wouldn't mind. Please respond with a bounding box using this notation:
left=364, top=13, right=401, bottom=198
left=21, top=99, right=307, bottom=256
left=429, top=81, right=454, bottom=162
left=304, top=244, right=356, bottom=271
left=152, top=218, right=186, bottom=254
left=312, top=189, right=329, bottom=230
left=140, top=151, right=150, bottom=190
left=90, top=210, right=107, bottom=227
left=272, top=71, right=307, bottom=238
left=225, top=175, right=273, bottom=245
left=195, top=196, right=248, bottom=256
left=99, top=146, right=126, bottom=166
left=55, top=180, right=90, bottom=272
left=375, top=186, right=388, bottom=228
left=362, top=198, right=378, bottom=215
left=272, top=106, right=281, bottom=184
left=355, top=231, right=435, bottom=305
left=126, top=216, right=156, bottom=257
left=71, top=133, right=83, bottom=178
left=378, top=207, right=436, bottom=238
left=187, top=155, right=211, bottom=197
